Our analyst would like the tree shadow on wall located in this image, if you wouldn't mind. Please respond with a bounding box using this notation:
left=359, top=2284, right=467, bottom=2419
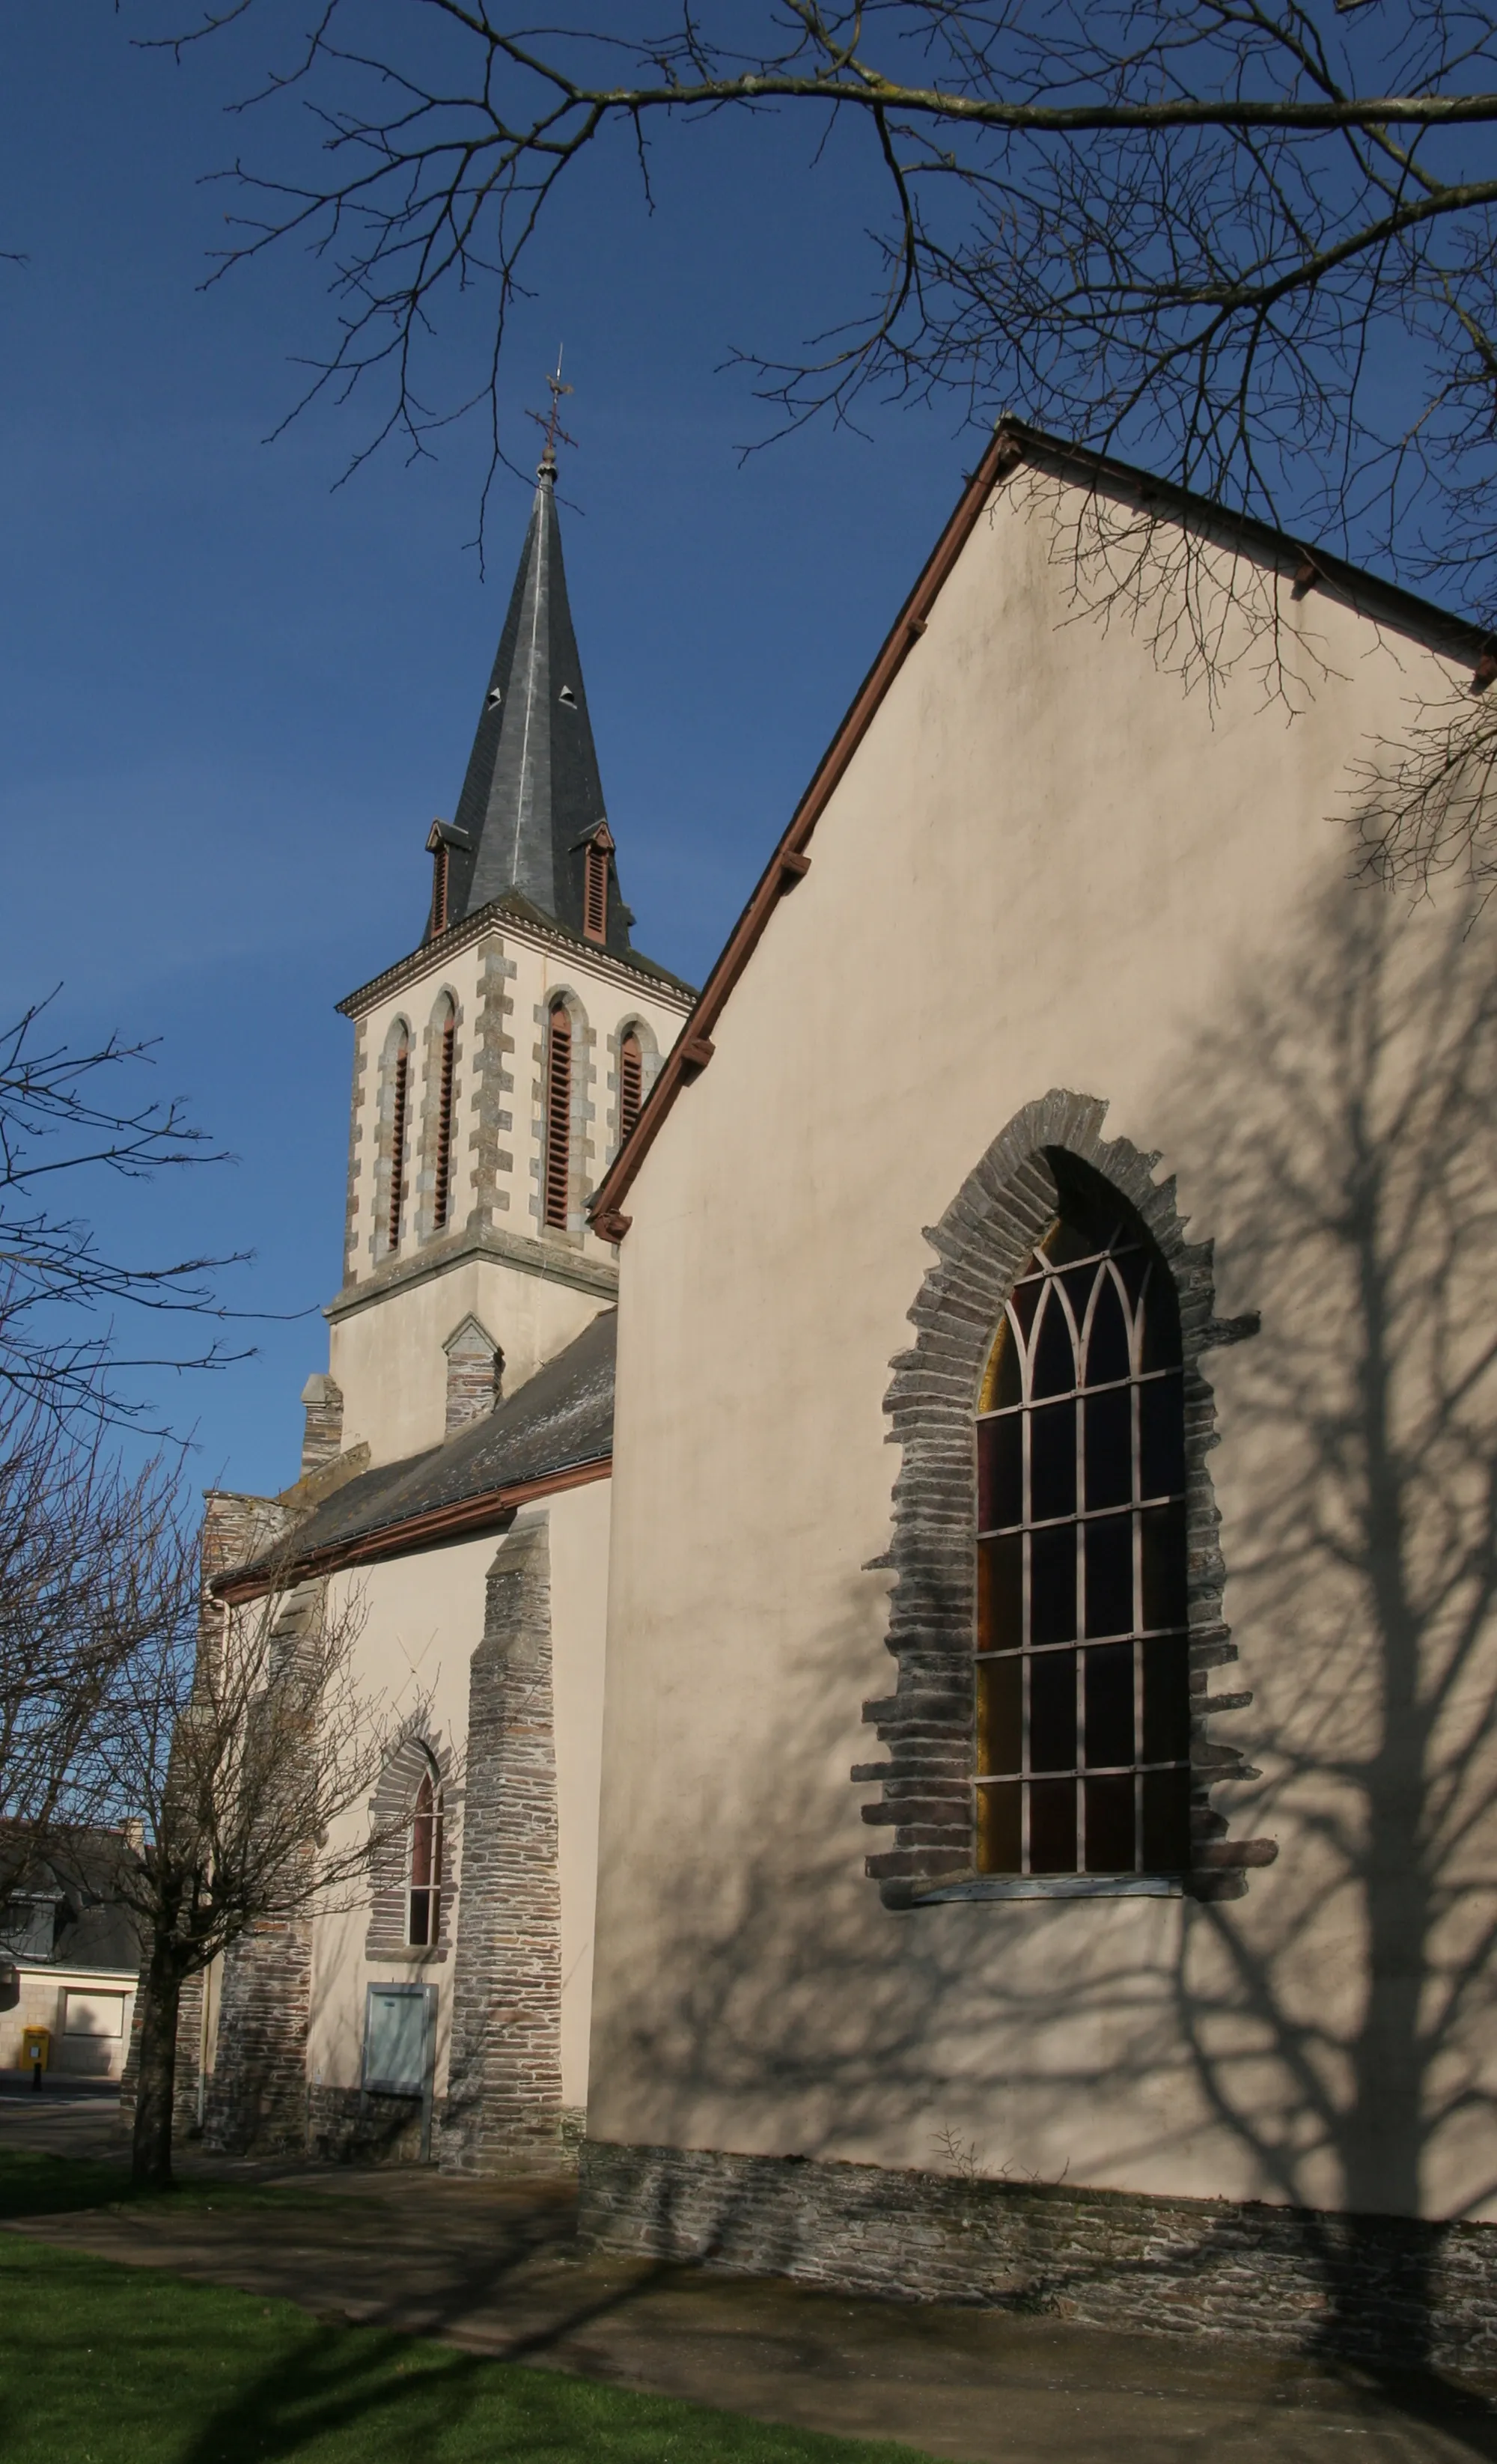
left=1165, top=879, right=1497, bottom=2396
left=586, top=879, right=1497, bottom=2450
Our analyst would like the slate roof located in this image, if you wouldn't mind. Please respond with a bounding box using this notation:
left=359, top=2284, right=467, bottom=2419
left=439, top=456, right=637, bottom=959
left=221, top=1308, right=616, bottom=1589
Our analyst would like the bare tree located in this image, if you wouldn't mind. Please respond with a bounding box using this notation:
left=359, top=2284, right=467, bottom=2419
left=0, top=994, right=252, bottom=1428
left=82, top=1504, right=409, bottom=2188
left=138, top=3, right=1497, bottom=870
left=0, top=1402, right=190, bottom=1906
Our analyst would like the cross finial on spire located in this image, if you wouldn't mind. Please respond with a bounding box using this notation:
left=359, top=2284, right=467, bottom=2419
left=527, top=346, right=576, bottom=478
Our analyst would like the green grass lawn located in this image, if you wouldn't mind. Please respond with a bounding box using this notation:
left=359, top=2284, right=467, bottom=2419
left=0, top=2157, right=933, bottom=2464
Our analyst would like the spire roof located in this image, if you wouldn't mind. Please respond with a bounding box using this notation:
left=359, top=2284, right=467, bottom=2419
left=439, top=457, right=635, bottom=955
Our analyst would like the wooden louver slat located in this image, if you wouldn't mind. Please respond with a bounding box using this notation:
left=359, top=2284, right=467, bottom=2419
left=544, top=1004, right=571, bottom=1228
left=619, top=1031, right=643, bottom=1143
left=387, top=1040, right=409, bottom=1251
left=433, top=1013, right=455, bottom=1231
left=584, top=841, right=608, bottom=944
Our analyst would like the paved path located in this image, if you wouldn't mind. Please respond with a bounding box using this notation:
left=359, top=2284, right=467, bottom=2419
left=1, top=2098, right=1494, bottom=2463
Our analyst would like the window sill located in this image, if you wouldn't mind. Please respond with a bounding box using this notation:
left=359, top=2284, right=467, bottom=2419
left=913, top=1875, right=1183, bottom=1904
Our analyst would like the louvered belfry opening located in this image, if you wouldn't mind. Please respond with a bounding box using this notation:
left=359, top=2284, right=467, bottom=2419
left=433, top=1008, right=456, bottom=1232
left=975, top=1189, right=1190, bottom=1877
left=407, top=1768, right=443, bottom=1948
left=387, top=1036, right=409, bottom=1252
left=543, top=1001, right=572, bottom=1230
left=584, top=839, right=609, bottom=945
left=430, top=839, right=450, bottom=937
left=619, top=1030, right=643, bottom=1143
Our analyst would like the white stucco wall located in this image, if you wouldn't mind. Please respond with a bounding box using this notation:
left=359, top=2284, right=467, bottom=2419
left=591, top=466, right=1497, bottom=2224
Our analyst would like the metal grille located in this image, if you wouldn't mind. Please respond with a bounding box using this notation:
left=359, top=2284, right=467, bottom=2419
left=543, top=1003, right=572, bottom=1228
left=433, top=1013, right=455, bottom=1231
left=619, top=1031, right=643, bottom=1142
left=386, top=1039, right=409, bottom=1252
left=584, top=841, right=609, bottom=944
left=975, top=1207, right=1190, bottom=1875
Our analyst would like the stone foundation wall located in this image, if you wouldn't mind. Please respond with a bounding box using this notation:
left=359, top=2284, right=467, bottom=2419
left=309, top=2083, right=427, bottom=2165
left=579, top=2140, right=1497, bottom=2373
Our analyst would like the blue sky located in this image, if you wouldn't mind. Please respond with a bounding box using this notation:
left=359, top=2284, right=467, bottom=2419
left=0, top=6, right=964, bottom=1495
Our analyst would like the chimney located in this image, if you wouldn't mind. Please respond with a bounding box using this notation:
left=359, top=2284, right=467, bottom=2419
left=299, top=1375, right=345, bottom=1478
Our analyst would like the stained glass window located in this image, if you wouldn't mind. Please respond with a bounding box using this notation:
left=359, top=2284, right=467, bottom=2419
left=975, top=1198, right=1190, bottom=1876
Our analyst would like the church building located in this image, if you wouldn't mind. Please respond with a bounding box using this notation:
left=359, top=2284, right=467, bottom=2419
left=192, top=428, right=692, bottom=2167
left=196, top=415, right=1497, bottom=2361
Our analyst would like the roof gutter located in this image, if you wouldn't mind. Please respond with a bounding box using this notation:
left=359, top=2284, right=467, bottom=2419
left=213, top=1451, right=611, bottom=1603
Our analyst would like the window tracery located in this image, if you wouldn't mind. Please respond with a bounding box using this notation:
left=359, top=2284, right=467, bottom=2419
left=975, top=1195, right=1190, bottom=1876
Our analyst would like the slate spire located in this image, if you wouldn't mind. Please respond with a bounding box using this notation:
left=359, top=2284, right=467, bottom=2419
left=439, top=442, right=633, bottom=954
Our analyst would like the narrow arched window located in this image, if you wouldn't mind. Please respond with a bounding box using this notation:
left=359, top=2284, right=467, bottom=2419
left=619, top=1029, right=643, bottom=1144
left=430, top=838, right=450, bottom=937
left=433, top=1004, right=456, bottom=1233
left=407, top=1768, right=443, bottom=1947
left=544, top=1001, right=572, bottom=1230
left=387, top=1032, right=409, bottom=1253
left=975, top=1194, right=1189, bottom=1877
left=584, top=841, right=608, bottom=944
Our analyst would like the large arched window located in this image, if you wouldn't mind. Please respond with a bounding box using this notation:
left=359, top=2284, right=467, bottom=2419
left=543, top=1000, right=572, bottom=1229
left=432, top=996, right=456, bottom=1233
left=975, top=1190, right=1189, bottom=1876
left=407, top=1765, right=444, bottom=1948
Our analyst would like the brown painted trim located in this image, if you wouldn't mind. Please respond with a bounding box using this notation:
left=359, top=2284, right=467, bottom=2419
left=213, top=1454, right=612, bottom=1602
left=590, top=426, right=1022, bottom=1227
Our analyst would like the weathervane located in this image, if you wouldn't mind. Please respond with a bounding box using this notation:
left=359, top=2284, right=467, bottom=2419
left=528, top=346, right=576, bottom=475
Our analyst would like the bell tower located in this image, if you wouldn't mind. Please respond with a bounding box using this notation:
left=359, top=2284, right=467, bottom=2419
left=320, top=409, right=695, bottom=1473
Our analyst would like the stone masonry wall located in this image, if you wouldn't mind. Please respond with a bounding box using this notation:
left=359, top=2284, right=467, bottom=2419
left=440, top=1513, right=568, bottom=2175
left=201, top=1909, right=314, bottom=2157
left=580, top=2140, right=1497, bottom=2373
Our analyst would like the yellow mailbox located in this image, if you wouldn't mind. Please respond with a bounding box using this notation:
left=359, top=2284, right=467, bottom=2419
left=21, top=2026, right=49, bottom=2071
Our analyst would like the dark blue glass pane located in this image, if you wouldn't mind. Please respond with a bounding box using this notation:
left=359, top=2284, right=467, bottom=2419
left=1084, top=1641, right=1135, bottom=1767
left=1139, top=1374, right=1186, bottom=1500
left=1031, top=1284, right=1076, bottom=1397
left=1030, top=1398, right=1076, bottom=1522
left=1141, top=1503, right=1188, bottom=1631
left=1085, top=1385, right=1132, bottom=1510
left=1029, top=1778, right=1077, bottom=1873
left=1085, top=1512, right=1134, bottom=1636
left=1085, top=1775, right=1135, bottom=1873
left=1085, top=1271, right=1131, bottom=1386
left=1029, top=1648, right=1076, bottom=1772
left=1142, top=1638, right=1191, bottom=1763
left=1031, top=1524, right=1077, bottom=1644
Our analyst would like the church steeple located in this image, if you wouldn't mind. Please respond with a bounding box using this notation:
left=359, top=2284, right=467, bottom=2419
left=437, top=432, right=634, bottom=956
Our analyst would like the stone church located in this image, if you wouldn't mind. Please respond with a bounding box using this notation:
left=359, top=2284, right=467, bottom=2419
left=193, top=417, right=1497, bottom=2359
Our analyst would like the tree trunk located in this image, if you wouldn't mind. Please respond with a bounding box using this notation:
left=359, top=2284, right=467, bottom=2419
left=132, top=1944, right=186, bottom=2189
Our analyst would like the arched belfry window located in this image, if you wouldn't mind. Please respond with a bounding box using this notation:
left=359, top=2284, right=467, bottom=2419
left=619, top=1029, right=643, bottom=1144
left=543, top=1000, right=572, bottom=1230
left=432, top=997, right=456, bottom=1233
left=386, top=1027, right=410, bottom=1254
left=584, top=840, right=609, bottom=945
left=975, top=1189, right=1190, bottom=1876
left=407, top=1764, right=444, bottom=1947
